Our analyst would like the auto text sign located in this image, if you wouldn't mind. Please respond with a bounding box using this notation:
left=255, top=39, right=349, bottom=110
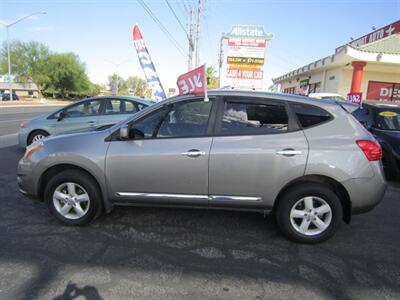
left=177, top=65, right=206, bottom=96
left=335, top=20, right=400, bottom=53
left=367, top=81, right=400, bottom=102
left=133, top=24, right=166, bottom=101
left=223, top=24, right=273, bottom=90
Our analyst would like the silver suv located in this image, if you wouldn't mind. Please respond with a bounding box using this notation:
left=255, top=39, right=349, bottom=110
left=17, top=91, right=386, bottom=243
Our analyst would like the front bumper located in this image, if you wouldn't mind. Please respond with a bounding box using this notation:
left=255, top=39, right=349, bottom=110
left=18, top=129, right=28, bottom=148
left=17, top=158, right=41, bottom=201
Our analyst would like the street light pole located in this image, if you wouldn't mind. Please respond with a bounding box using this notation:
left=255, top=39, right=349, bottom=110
left=1, top=12, right=46, bottom=101
left=6, top=27, right=12, bottom=99
left=105, top=59, right=129, bottom=95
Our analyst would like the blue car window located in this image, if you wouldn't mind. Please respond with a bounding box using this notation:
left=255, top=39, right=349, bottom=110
left=65, top=100, right=101, bottom=118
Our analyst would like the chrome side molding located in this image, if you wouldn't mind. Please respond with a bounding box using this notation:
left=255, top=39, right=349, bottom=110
left=209, top=195, right=262, bottom=202
left=117, top=192, right=261, bottom=202
left=116, top=192, right=209, bottom=200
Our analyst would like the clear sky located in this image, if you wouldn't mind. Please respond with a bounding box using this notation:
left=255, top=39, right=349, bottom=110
left=0, top=0, right=399, bottom=91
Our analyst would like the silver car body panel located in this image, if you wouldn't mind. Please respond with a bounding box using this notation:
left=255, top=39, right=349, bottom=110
left=17, top=90, right=386, bottom=216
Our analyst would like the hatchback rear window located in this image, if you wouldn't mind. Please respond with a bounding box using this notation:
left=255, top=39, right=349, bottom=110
left=292, top=103, right=332, bottom=128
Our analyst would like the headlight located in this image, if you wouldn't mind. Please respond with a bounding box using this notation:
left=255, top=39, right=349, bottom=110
left=23, top=141, right=43, bottom=161
left=20, top=120, right=29, bottom=128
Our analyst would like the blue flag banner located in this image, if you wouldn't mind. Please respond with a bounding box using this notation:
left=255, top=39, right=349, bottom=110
left=133, top=24, right=166, bottom=101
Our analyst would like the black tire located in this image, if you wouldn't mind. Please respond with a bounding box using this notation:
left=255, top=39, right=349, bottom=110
left=28, top=130, right=49, bottom=145
left=275, top=183, right=342, bottom=244
left=44, top=170, right=103, bottom=226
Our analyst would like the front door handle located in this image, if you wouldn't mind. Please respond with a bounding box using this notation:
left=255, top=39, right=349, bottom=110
left=87, top=121, right=96, bottom=125
left=276, top=149, right=302, bottom=157
left=181, top=149, right=206, bottom=158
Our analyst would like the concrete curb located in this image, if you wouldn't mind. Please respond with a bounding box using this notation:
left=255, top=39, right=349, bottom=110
left=0, top=104, right=66, bottom=108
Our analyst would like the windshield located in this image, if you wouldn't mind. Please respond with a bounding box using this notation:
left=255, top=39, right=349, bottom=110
left=375, top=110, right=400, bottom=130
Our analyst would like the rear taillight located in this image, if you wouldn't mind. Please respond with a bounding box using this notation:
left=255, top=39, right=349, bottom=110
left=356, top=140, right=382, bottom=161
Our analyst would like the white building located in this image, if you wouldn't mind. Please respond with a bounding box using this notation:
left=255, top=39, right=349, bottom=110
left=273, top=21, right=400, bottom=102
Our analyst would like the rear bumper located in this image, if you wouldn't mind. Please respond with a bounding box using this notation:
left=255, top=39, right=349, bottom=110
left=342, top=162, right=387, bottom=214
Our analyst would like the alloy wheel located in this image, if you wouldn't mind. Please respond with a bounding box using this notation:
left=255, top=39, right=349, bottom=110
left=53, top=182, right=90, bottom=220
left=289, top=196, right=332, bottom=236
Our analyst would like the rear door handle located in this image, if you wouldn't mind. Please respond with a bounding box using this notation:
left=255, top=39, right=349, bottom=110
left=276, top=149, right=302, bottom=157
left=87, top=121, right=96, bottom=125
left=181, top=149, right=206, bottom=158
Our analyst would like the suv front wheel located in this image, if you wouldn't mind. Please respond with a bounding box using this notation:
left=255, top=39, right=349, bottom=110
left=44, top=170, right=103, bottom=225
left=275, top=183, right=342, bottom=243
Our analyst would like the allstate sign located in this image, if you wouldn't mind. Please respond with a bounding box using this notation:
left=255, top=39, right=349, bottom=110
left=224, top=24, right=274, bottom=40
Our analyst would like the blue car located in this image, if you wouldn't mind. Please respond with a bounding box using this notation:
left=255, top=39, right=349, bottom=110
left=18, top=96, right=154, bottom=147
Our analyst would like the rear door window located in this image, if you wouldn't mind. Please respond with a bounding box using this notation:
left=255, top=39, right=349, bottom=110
left=292, top=103, right=332, bottom=128
left=220, top=100, right=289, bottom=135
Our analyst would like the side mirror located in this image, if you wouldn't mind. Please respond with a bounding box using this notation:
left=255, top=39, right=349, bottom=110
left=58, top=111, right=66, bottom=121
left=120, top=124, right=129, bottom=140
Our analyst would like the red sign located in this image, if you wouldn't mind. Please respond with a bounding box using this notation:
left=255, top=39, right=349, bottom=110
left=367, top=81, right=400, bottom=102
left=336, top=20, right=400, bottom=53
left=228, top=38, right=266, bottom=47
left=226, top=68, right=264, bottom=80
left=347, top=92, right=363, bottom=105
left=177, top=65, right=206, bottom=96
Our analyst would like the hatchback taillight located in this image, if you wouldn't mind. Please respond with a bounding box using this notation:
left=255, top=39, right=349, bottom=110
left=356, top=140, right=382, bottom=161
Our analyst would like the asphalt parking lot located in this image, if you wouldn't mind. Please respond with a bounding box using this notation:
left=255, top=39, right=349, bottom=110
left=0, top=109, right=400, bottom=299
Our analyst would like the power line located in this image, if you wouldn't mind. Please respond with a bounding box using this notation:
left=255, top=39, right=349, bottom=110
left=137, top=0, right=187, bottom=57
left=165, top=0, right=188, bottom=38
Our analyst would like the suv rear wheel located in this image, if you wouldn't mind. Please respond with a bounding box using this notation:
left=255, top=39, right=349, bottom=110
left=44, top=170, right=103, bottom=225
left=275, top=183, right=342, bottom=243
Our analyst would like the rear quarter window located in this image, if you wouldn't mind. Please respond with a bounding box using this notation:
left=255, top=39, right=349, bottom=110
left=292, top=103, right=332, bottom=129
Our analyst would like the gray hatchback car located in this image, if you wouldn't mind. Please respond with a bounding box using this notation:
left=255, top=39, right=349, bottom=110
left=17, top=90, right=386, bottom=243
left=18, top=96, right=153, bottom=147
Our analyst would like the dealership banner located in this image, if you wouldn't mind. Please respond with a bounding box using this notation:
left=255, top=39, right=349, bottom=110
left=132, top=24, right=166, bottom=101
left=367, top=81, right=400, bottom=102
left=176, top=65, right=206, bottom=96
left=336, top=20, right=400, bottom=53
left=223, top=24, right=273, bottom=90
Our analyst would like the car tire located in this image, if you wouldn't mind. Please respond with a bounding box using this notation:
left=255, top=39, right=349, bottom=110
left=44, top=170, right=103, bottom=226
left=275, top=183, right=342, bottom=244
left=28, top=130, right=49, bottom=145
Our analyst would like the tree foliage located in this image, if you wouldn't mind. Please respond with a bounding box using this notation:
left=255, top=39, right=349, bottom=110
left=125, top=76, right=152, bottom=97
left=206, top=66, right=219, bottom=89
left=107, top=74, right=151, bottom=97
left=0, top=40, right=50, bottom=94
left=0, top=40, right=98, bottom=98
left=44, top=52, right=91, bottom=97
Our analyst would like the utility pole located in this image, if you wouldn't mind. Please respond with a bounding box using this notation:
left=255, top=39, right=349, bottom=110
left=194, top=0, right=202, bottom=68
left=218, top=35, right=224, bottom=88
left=187, top=9, right=194, bottom=71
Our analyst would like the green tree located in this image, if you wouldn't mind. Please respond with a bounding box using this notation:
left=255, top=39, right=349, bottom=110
left=107, top=74, right=127, bottom=94
left=125, top=76, right=151, bottom=97
left=44, top=52, right=91, bottom=98
left=206, top=66, right=219, bottom=89
left=0, top=40, right=50, bottom=94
